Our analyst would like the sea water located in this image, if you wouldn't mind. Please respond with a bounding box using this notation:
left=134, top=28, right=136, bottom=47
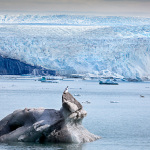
left=0, top=78, right=150, bottom=150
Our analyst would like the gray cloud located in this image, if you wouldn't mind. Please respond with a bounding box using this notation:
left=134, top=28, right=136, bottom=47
left=104, top=0, right=150, bottom=1
left=0, top=0, right=150, bottom=17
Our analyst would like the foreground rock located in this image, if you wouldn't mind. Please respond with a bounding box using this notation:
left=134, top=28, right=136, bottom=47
left=0, top=92, right=100, bottom=143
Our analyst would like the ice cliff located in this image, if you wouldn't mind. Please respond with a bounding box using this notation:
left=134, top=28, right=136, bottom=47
left=0, top=14, right=150, bottom=78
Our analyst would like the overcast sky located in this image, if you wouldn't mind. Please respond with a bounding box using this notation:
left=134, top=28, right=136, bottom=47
left=0, top=0, right=150, bottom=17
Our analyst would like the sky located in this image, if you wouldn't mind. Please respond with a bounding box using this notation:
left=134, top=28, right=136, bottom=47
left=0, top=0, right=150, bottom=17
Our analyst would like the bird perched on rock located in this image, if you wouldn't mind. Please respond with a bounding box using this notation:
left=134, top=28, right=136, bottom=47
left=64, top=86, right=69, bottom=94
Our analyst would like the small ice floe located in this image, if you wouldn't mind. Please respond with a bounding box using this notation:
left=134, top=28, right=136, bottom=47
left=74, top=94, right=81, bottom=96
left=40, top=77, right=59, bottom=83
left=70, top=88, right=82, bottom=90
left=62, top=78, right=75, bottom=81
left=110, top=101, right=119, bottom=103
left=82, top=101, right=91, bottom=104
left=140, top=95, right=144, bottom=98
left=99, top=79, right=118, bottom=85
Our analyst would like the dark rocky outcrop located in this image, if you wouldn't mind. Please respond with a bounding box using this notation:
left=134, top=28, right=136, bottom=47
left=0, top=92, right=100, bottom=143
left=0, top=55, right=55, bottom=75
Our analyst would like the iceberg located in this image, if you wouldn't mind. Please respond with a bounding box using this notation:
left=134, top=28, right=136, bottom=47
left=0, top=92, right=100, bottom=143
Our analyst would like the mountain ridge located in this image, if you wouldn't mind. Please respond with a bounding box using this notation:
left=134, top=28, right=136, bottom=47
left=0, top=55, right=55, bottom=75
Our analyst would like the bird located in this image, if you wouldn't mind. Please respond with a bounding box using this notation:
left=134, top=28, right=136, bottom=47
left=64, top=86, right=69, bottom=94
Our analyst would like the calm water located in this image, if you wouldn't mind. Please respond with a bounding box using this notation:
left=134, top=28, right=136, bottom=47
left=0, top=78, right=150, bottom=150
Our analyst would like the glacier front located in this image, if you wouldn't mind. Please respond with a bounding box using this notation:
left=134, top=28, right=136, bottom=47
left=0, top=14, right=150, bottom=79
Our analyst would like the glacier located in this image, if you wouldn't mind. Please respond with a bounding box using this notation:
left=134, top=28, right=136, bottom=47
left=0, top=14, right=150, bottom=79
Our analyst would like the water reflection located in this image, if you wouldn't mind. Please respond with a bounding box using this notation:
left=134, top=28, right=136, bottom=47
left=0, top=142, right=84, bottom=150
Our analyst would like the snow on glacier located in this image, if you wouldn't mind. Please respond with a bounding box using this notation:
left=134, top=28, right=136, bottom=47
left=0, top=14, right=150, bottom=78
